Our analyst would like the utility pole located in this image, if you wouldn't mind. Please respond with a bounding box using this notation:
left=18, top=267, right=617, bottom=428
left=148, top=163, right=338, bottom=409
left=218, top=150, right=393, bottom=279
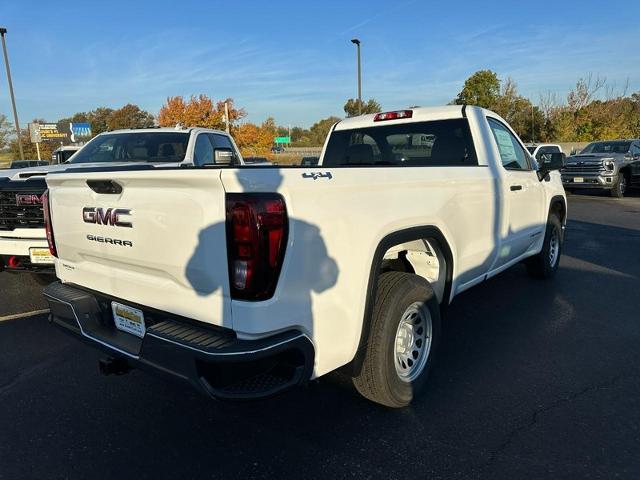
left=531, top=104, right=534, bottom=142
left=224, top=101, right=230, bottom=133
left=0, top=28, right=24, bottom=160
left=351, top=38, right=362, bottom=115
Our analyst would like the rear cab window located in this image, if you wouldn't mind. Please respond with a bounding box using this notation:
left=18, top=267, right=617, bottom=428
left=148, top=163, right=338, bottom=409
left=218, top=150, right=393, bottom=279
left=322, top=118, right=478, bottom=167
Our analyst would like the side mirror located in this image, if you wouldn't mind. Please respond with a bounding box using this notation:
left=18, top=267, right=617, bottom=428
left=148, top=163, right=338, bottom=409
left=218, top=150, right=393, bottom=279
left=214, top=148, right=235, bottom=165
left=538, top=152, right=565, bottom=180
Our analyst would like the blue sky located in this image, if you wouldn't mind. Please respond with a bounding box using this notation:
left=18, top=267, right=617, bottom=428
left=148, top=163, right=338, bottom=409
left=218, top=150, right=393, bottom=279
left=1, top=0, right=638, bottom=127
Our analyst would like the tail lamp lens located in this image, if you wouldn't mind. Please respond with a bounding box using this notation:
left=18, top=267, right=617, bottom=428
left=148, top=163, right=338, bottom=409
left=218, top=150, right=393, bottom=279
left=226, top=193, right=288, bottom=300
left=42, top=190, right=57, bottom=257
left=373, top=110, right=413, bottom=122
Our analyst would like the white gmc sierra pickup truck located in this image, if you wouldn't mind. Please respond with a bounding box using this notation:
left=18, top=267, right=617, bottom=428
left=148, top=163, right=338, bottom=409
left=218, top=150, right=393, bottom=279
left=0, top=127, right=243, bottom=280
left=42, top=106, right=567, bottom=407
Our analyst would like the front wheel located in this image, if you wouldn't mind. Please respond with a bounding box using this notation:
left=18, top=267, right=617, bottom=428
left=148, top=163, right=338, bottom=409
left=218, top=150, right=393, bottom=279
left=352, top=272, right=441, bottom=408
left=610, top=173, right=628, bottom=198
left=526, top=214, right=562, bottom=279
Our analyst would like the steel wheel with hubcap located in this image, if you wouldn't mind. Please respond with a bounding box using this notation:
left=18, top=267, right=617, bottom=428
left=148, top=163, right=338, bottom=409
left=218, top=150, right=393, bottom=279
left=394, top=302, right=432, bottom=382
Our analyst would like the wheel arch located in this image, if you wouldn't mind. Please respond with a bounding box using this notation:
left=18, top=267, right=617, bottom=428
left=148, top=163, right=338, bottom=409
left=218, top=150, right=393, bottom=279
left=619, top=165, right=632, bottom=178
left=347, top=226, right=454, bottom=376
left=549, top=194, right=567, bottom=225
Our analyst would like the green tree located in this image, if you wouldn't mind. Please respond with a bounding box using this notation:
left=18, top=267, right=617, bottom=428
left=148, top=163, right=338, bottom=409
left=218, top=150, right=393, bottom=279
left=107, top=104, right=154, bottom=130
left=307, top=116, right=342, bottom=146
left=454, top=70, right=500, bottom=108
left=491, top=78, right=545, bottom=142
left=343, top=98, right=382, bottom=117
left=290, top=126, right=306, bottom=143
left=87, top=107, right=115, bottom=134
left=0, top=114, right=13, bottom=150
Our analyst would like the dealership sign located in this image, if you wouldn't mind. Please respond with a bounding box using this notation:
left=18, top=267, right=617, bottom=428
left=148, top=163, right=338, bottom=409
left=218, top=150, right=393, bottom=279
left=28, top=123, right=41, bottom=143
left=38, top=123, right=68, bottom=142
left=70, top=122, right=92, bottom=142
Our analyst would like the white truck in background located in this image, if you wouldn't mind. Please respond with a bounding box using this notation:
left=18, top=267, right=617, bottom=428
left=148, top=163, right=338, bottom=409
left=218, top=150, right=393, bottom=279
left=0, top=127, right=244, bottom=280
left=42, top=106, right=567, bottom=407
left=51, top=145, right=81, bottom=164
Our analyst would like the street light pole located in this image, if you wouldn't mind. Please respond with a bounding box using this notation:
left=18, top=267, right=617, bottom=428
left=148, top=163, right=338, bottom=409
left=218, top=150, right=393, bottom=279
left=0, top=28, right=24, bottom=160
left=531, top=104, right=534, bottom=142
left=351, top=38, right=362, bottom=115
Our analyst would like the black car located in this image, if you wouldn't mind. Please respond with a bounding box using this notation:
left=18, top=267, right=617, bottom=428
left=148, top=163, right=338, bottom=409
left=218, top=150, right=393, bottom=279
left=9, top=160, right=50, bottom=169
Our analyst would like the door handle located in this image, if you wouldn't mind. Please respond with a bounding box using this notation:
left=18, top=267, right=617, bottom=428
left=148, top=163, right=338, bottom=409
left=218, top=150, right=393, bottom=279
left=87, top=179, right=123, bottom=194
left=510, top=185, right=523, bottom=191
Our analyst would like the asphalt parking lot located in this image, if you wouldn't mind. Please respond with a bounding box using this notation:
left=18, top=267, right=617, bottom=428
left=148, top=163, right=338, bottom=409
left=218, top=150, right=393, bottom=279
left=1, top=191, right=639, bottom=479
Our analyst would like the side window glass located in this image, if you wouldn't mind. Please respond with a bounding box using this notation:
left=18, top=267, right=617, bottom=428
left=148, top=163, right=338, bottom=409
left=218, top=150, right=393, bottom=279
left=193, top=134, right=214, bottom=165
left=488, top=119, right=530, bottom=170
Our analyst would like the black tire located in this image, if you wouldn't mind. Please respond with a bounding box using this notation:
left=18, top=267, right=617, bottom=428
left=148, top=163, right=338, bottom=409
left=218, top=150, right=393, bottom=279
left=610, top=172, right=628, bottom=198
left=352, top=272, right=441, bottom=408
left=525, top=214, right=562, bottom=279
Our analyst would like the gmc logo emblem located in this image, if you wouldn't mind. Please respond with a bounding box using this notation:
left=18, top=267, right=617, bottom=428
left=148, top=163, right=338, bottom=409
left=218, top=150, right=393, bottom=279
left=16, top=193, right=44, bottom=206
left=83, top=207, right=132, bottom=228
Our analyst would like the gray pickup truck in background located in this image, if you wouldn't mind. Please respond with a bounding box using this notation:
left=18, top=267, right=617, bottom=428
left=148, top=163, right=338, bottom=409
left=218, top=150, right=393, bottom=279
left=562, top=139, right=640, bottom=198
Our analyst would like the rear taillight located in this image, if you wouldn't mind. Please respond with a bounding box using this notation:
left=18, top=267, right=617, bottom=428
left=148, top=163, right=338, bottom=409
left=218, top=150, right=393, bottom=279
left=226, top=193, right=288, bottom=301
left=373, top=110, right=413, bottom=122
left=42, top=190, right=57, bottom=257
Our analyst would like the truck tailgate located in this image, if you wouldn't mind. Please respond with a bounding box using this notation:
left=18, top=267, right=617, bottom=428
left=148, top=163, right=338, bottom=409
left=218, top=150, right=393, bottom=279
left=45, top=169, right=232, bottom=328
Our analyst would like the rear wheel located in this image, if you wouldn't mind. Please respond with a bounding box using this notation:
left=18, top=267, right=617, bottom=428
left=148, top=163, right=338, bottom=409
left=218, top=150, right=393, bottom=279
left=352, top=272, right=441, bottom=408
left=526, top=214, right=562, bottom=279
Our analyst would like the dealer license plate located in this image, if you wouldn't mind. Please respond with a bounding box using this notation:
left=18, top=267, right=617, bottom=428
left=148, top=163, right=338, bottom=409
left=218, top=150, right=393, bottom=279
left=29, top=247, right=55, bottom=264
left=111, top=302, right=146, bottom=338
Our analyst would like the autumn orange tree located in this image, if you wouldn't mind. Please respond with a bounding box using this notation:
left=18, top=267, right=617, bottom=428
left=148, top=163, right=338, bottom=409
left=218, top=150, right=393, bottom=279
left=234, top=117, right=277, bottom=156
left=157, top=95, right=246, bottom=129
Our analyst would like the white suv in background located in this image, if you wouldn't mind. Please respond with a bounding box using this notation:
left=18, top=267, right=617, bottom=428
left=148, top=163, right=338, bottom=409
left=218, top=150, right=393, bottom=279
left=526, top=143, right=564, bottom=162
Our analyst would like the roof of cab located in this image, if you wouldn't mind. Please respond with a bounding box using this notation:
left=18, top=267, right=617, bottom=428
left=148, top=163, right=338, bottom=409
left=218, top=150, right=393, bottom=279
left=97, top=126, right=230, bottom=136
left=334, top=105, right=470, bottom=131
